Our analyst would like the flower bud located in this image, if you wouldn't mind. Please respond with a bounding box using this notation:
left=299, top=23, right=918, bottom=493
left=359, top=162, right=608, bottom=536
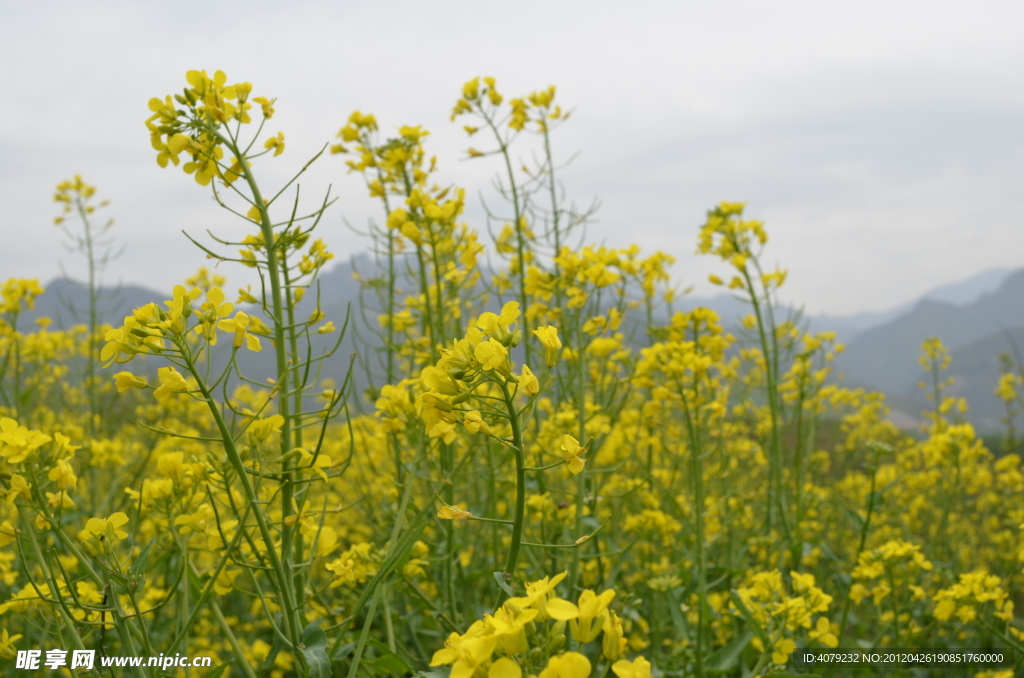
left=422, top=393, right=453, bottom=412
left=547, top=633, right=566, bottom=653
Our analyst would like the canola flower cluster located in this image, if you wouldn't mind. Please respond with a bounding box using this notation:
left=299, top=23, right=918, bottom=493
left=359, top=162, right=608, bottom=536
left=0, top=71, right=1022, bottom=678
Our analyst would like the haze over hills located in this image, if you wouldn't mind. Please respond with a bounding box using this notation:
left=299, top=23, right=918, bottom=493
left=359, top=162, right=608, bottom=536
left=834, top=268, right=1024, bottom=430
left=19, top=260, right=1024, bottom=431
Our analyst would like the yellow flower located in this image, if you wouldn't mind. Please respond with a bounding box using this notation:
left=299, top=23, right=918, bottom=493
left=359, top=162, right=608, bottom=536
left=296, top=447, right=333, bottom=482
left=82, top=512, right=129, bottom=540
left=539, top=652, right=591, bottom=678
left=249, top=414, right=284, bottom=443
left=477, top=301, right=520, bottom=337
left=46, top=491, right=76, bottom=509
left=0, top=418, right=52, bottom=464
left=438, top=503, right=473, bottom=522
left=474, top=338, right=508, bottom=372
left=153, top=366, right=190, bottom=400
left=164, top=284, right=202, bottom=334
left=808, top=617, right=838, bottom=647
left=773, top=637, right=795, bottom=665
left=533, top=326, right=562, bottom=367
left=463, top=411, right=492, bottom=435
left=218, top=311, right=262, bottom=351
left=546, top=587, right=615, bottom=642
left=933, top=598, right=956, bottom=621
left=996, top=372, right=1022, bottom=401
left=506, top=571, right=568, bottom=621
left=462, top=78, right=481, bottom=100
left=264, top=131, right=285, bottom=156
left=253, top=96, right=276, bottom=118
left=520, top=365, right=540, bottom=396
left=0, top=628, right=23, bottom=660
left=214, top=569, right=241, bottom=595
left=561, top=435, right=586, bottom=475
left=113, top=371, right=148, bottom=392
left=602, top=611, right=627, bottom=660
left=0, top=520, right=16, bottom=547
left=490, top=657, right=522, bottom=678
left=533, top=325, right=562, bottom=350
left=194, top=287, right=234, bottom=344
left=5, top=474, right=31, bottom=505
left=611, top=656, right=651, bottom=678
left=80, top=512, right=129, bottom=555
left=48, top=459, right=78, bottom=491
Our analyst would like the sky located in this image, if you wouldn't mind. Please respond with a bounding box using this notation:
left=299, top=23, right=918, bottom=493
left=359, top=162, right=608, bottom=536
left=2, top=0, right=1023, bottom=316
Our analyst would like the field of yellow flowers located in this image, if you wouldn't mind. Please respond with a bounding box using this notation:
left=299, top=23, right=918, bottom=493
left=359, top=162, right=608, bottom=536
left=1, top=70, right=1022, bottom=677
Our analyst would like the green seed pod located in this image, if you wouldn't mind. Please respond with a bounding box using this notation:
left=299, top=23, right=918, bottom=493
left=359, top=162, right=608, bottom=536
left=423, top=394, right=454, bottom=412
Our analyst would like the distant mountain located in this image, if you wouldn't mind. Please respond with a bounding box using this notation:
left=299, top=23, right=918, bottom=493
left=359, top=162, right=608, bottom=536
left=808, top=306, right=910, bottom=343
left=899, top=326, right=1024, bottom=431
left=17, top=278, right=166, bottom=332
left=679, top=268, right=1017, bottom=346
left=923, top=267, right=1014, bottom=306
left=22, top=261, right=1024, bottom=432
left=801, top=267, right=1015, bottom=344
left=833, top=269, right=1024, bottom=429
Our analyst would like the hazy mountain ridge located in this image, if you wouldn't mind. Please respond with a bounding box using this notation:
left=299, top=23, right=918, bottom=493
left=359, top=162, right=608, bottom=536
left=833, top=269, right=1024, bottom=428
left=20, top=260, right=1024, bottom=431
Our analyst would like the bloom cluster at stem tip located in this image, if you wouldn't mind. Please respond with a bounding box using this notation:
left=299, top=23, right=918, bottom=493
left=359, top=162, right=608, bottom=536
left=146, top=70, right=282, bottom=186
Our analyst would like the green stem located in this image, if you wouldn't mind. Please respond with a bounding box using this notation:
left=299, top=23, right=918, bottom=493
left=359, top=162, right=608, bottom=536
left=568, top=322, right=587, bottom=596
left=481, top=108, right=531, bottom=368
left=838, top=467, right=877, bottom=642
left=495, top=378, right=527, bottom=607
left=185, top=356, right=303, bottom=664
left=740, top=264, right=790, bottom=561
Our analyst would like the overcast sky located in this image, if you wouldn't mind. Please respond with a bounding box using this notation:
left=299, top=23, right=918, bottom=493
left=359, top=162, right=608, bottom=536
left=3, top=1, right=1023, bottom=316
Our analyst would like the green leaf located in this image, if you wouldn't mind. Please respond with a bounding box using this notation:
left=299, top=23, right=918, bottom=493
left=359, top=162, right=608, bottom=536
left=707, top=630, right=752, bottom=671
left=131, top=538, right=156, bottom=576
left=259, top=614, right=286, bottom=672
left=365, top=652, right=413, bottom=676
left=202, top=664, right=231, bottom=678
left=728, top=590, right=769, bottom=648
left=493, top=571, right=515, bottom=597
left=665, top=588, right=691, bottom=636
left=364, top=637, right=416, bottom=672
left=843, top=504, right=866, bottom=530
left=300, top=622, right=331, bottom=678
